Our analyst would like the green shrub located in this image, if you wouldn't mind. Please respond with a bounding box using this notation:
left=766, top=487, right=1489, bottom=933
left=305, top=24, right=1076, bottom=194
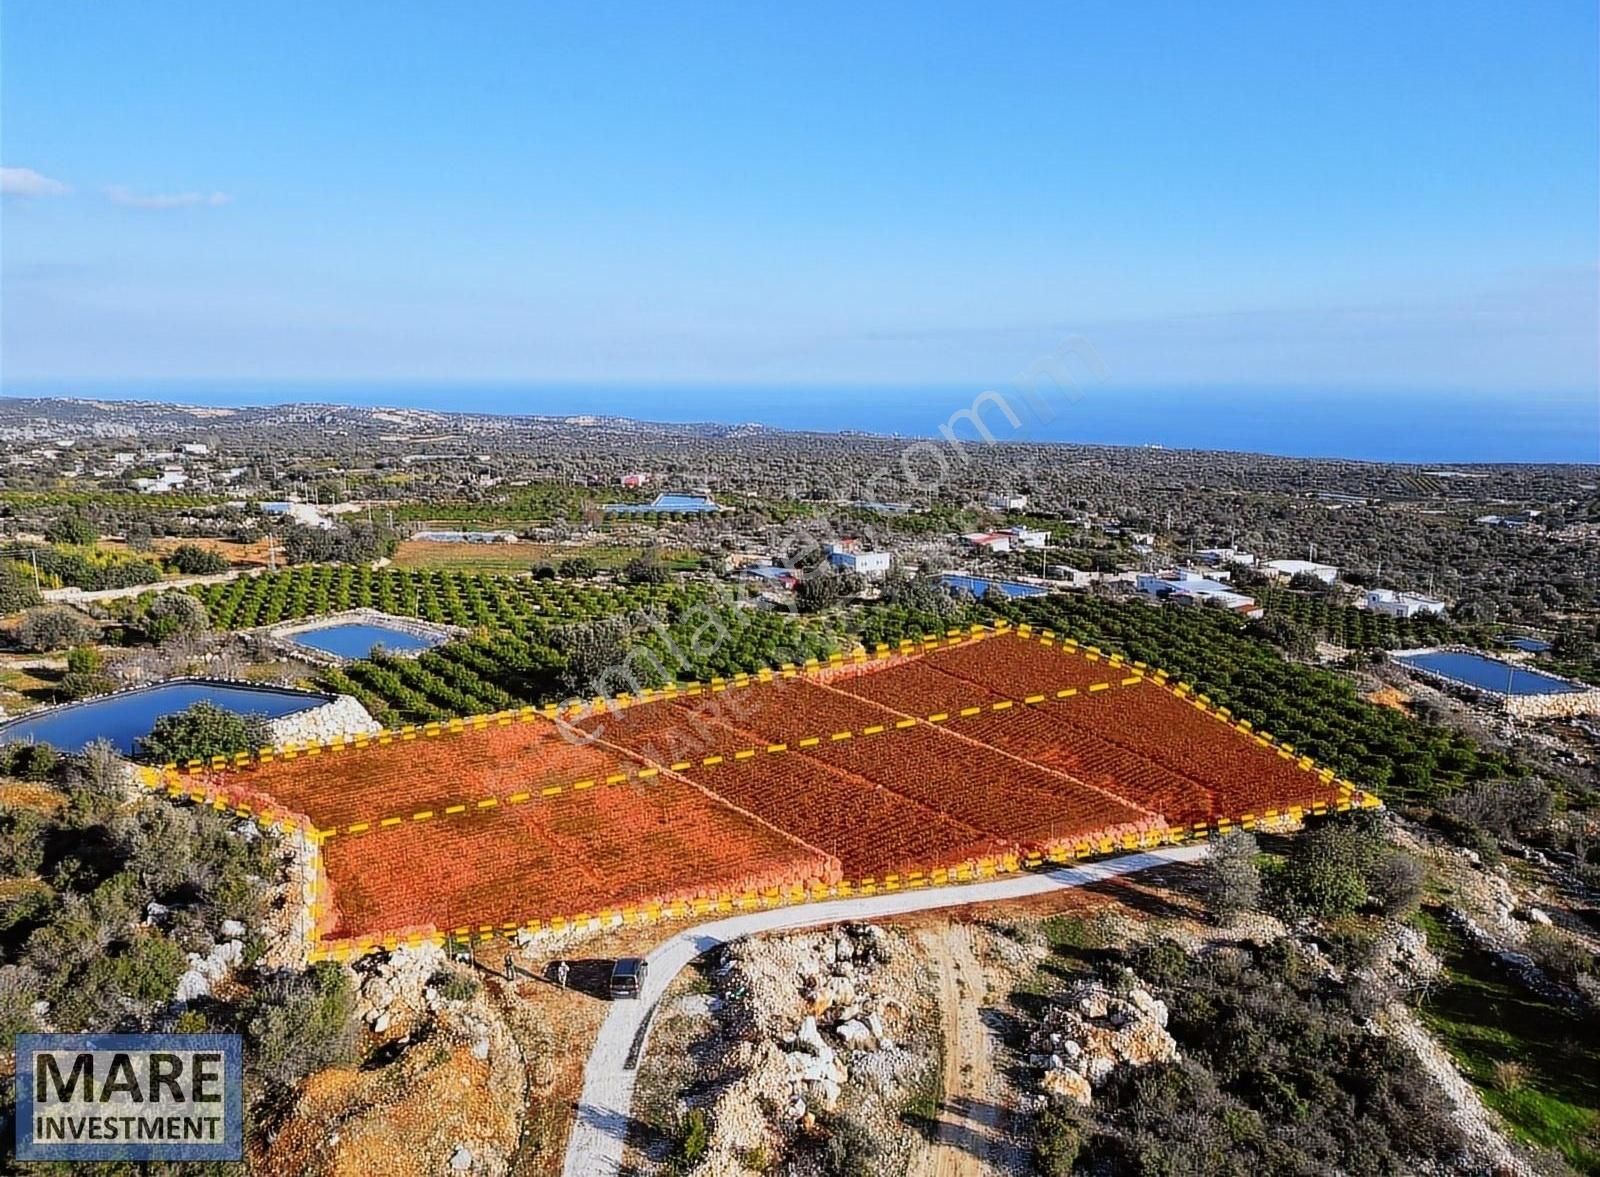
left=1202, top=831, right=1261, bottom=925
left=4, top=742, right=61, bottom=783
left=1366, top=849, right=1425, bottom=917
left=168, top=543, right=230, bottom=576
left=44, top=514, right=97, bottom=547
left=678, top=1107, right=710, bottom=1165
left=429, top=967, right=480, bottom=1002
left=0, top=561, right=43, bottom=614
left=140, top=590, right=210, bottom=643
left=137, top=701, right=269, bottom=765
left=1032, top=1101, right=1086, bottom=1175
left=247, top=962, right=357, bottom=1093
left=17, top=606, right=97, bottom=652
left=1270, top=815, right=1382, bottom=920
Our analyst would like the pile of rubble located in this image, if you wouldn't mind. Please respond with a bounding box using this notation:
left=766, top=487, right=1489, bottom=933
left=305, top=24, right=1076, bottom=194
left=681, top=923, right=933, bottom=1175
left=352, top=942, right=448, bottom=1035
left=1361, top=921, right=1443, bottom=995
left=1026, top=972, right=1179, bottom=1106
left=722, top=922, right=909, bottom=1119
left=258, top=944, right=524, bottom=1176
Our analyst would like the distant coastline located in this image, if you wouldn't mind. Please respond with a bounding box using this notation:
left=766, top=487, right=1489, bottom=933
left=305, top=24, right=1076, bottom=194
left=3, top=381, right=1596, bottom=464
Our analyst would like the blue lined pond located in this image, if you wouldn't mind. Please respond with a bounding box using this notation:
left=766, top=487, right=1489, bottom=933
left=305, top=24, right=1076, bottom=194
left=0, top=679, right=332, bottom=755
left=1393, top=650, right=1582, bottom=697
left=288, top=622, right=445, bottom=659
left=939, top=574, right=1048, bottom=599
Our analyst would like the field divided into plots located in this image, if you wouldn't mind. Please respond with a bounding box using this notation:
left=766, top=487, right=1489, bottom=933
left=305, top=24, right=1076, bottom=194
left=189, top=627, right=1361, bottom=951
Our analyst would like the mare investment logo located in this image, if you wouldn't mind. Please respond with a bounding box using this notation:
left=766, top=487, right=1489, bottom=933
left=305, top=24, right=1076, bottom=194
left=15, top=1033, right=243, bottom=1161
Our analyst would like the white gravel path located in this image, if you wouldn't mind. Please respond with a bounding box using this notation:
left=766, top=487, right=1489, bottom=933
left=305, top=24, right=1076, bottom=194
left=562, top=844, right=1207, bottom=1177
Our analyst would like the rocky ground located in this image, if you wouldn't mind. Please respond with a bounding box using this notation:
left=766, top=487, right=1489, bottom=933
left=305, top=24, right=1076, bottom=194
left=626, top=921, right=942, bottom=1176
left=256, top=945, right=526, bottom=1177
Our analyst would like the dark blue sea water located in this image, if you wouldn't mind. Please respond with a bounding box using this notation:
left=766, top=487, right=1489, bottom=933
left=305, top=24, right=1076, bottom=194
left=0, top=680, right=331, bottom=755
left=7, top=382, right=1597, bottom=463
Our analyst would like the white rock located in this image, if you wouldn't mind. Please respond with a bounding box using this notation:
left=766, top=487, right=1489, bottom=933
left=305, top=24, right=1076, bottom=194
left=472, top=1038, right=490, bottom=1061
left=449, top=1144, right=473, bottom=1171
left=1525, top=908, right=1553, bottom=926
left=796, top=1015, right=828, bottom=1056
left=836, top=1019, right=874, bottom=1049
left=371, top=1012, right=391, bottom=1034
left=175, top=969, right=210, bottom=1002
left=220, top=919, right=246, bottom=938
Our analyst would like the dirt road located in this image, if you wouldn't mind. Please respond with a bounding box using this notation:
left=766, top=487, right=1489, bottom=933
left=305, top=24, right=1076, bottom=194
left=912, top=923, right=1027, bottom=1177
left=561, top=845, right=1206, bottom=1177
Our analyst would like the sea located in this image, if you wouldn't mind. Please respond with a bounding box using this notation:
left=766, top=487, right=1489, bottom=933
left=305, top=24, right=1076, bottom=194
left=7, top=381, right=1598, bottom=465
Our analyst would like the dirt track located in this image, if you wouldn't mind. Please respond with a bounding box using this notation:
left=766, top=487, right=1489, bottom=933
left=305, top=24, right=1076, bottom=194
left=912, top=923, right=1027, bottom=1177
left=562, top=845, right=1206, bottom=1177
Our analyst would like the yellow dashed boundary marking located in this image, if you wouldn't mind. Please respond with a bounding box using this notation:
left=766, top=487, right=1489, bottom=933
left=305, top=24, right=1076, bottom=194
left=307, top=795, right=1378, bottom=960
left=305, top=663, right=1144, bottom=838
left=136, top=618, right=1370, bottom=961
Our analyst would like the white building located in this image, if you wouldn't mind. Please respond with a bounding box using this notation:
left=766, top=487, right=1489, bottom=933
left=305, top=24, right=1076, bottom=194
left=964, top=525, right=1048, bottom=553
left=1046, top=565, right=1093, bottom=588
left=1196, top=547, right=1256, bottom=567
left=412, top=529, right=520, bottom=544
left=261, top=501, right=335, bottom=530
left=1136, top=570, right=1262, bottom=617
left=181, top=442, right=210, bottom=456
left=827, top=545, right=892, bottom=578
left=1263, top=558, right=1338, bottom=584
left=988, top=493, right=1028, bottom=512
left=1364, top=588, right=1448, bottom=618
left=133, top=466, right=191, bottom=494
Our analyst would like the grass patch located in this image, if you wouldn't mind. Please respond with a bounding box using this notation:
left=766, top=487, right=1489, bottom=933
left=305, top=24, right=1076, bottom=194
left=391, top=540, right=700, bottom=573
left=1011, top=914, right=1107, bottom=1002
left=1414, top=906, right=1600, bottom=1173
left=0, top=665, right=64, bottom=708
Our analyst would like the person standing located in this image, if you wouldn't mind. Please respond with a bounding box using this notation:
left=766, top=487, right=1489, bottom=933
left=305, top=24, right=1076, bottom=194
left=556, top=959, right=570, bottom=989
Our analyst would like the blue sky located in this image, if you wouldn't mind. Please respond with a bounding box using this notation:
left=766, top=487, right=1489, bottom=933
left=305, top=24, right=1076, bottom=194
left=2, top=2, right=1596, bottom=395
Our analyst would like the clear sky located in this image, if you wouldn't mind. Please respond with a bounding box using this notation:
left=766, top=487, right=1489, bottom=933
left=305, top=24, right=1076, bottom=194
left=2, top=2, right=1596, bottom=395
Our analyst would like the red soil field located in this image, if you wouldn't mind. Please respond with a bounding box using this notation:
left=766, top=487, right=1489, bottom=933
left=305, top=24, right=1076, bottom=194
left=923, top=634, right=1122, bottom=698
left=951, top=708, right=1217, bottom=825
left=211, top=720, right=645, bottom=831
left=1038, top=681, right=1344, bottom=818
left=672, top=747, right=1007, bottom=879
left=580, top=677, right=1154, bottom=867
left=318, top=771, right=836, bottom=940
left=824, top=657, right=1008, bottom=715
left=207, top=629, right=1359, bottom=945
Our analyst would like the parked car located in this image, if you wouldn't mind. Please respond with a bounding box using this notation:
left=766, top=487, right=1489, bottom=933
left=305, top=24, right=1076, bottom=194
left=609, top=957, right=648, bottom=999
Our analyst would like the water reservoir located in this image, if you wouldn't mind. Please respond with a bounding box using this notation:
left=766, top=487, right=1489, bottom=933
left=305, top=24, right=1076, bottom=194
left=288, top=622, right=445, bottom=659
left=0, top=679, right=332, bottom=755
left=1392, top=650, right=1582, bottom=697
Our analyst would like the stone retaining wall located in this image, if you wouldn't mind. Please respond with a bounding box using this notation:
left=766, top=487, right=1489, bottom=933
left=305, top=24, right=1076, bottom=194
left=265, top=694, right=383, bottom=746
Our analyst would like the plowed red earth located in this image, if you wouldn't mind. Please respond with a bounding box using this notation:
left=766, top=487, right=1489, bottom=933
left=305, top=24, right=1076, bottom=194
left=211, top=631, right=1353, bottom=943
left=319, top=771, right=836, bottom=940
left=924, top=634, right=1123, bottom=697
left=208, top=720, right=643, bottom=831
